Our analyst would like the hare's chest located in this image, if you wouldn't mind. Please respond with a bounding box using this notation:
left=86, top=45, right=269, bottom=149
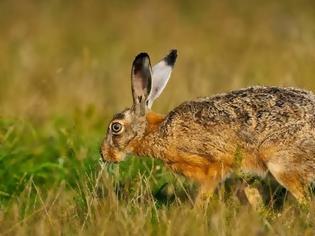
left=167, top=161, right=210, bottom=183
left=164, top=151, right=230, bottom=183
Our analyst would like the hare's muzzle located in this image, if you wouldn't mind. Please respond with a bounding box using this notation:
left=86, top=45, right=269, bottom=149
left=100, top=142, right=125, bottom=163
left=100, top=143, right=113, bottom=163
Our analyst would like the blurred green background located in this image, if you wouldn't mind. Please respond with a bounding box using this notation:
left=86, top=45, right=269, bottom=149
left=1, top=0, right=315, bottom=234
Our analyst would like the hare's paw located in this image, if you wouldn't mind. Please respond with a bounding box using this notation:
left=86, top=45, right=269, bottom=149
left=243, top=185, right=265, bottom=211
left=194, top=181, right=219, bottom=208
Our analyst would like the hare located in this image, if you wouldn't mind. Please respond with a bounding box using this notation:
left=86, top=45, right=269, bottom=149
left=100, top=49, right=315, bottom=205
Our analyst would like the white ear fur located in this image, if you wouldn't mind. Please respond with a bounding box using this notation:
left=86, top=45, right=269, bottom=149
left=147, top=49, right=177, bottom=109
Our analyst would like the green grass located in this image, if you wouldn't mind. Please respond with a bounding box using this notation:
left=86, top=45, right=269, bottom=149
left=1, top=0, right=315, bottom=235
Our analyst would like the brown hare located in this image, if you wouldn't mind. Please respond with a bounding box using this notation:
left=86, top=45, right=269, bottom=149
left=101, top=49, right=315, bottom=205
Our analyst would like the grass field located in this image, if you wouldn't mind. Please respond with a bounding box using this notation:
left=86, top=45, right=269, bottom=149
left=1, top=0, right=315, bottom=235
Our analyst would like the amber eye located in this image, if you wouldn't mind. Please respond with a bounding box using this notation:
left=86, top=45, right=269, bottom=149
left=111, top=122, right=123, bottom=134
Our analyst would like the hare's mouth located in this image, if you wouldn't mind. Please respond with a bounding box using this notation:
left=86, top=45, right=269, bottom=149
left=100, top=155, right=122, bottom=164
left=99, top=157, right=120, bottom=164
left=100, top=144, right=126, bottom=163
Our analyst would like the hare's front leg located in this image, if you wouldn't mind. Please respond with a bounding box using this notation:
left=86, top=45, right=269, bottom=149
left=165, top=151, right=232, bottom=205
left=168, top=160, right=229, bottom=205
left=195, top=162, right=231, bottom=205
left=195, top=180, right=221, bottom=205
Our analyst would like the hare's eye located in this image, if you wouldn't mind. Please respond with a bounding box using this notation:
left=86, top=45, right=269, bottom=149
left=111, top=122, right=123, bottom=134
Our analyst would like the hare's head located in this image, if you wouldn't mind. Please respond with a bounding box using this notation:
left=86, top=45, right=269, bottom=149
left=100, top=50, right=177, bottom=163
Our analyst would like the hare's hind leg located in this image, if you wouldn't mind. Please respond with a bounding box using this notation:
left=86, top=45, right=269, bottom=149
left=267, top=163, right=309, bottom=204
left=265, top=151, right=311, bottom=204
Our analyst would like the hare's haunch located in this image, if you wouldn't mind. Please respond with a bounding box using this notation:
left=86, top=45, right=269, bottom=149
left=101, top=50, right=315, bottom=204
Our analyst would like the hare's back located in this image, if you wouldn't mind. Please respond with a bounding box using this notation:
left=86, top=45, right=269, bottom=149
left=163, top=86, right=315, bottom=133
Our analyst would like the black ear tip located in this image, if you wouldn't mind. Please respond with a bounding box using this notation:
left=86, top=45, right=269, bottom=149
left=133, top=52, right=151, bottom=71
left=170, top=49, right=177, bottom=55
left=165, top=49, right=178, bottom=66
left=135, top=52, right=149, bottom=58
left=134, top=52, right=150, bottom=62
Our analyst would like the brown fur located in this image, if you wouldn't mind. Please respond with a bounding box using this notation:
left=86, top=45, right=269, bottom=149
left=102, top=83, right=315, bottom=205
left=145, top=112, right=165, bottom=132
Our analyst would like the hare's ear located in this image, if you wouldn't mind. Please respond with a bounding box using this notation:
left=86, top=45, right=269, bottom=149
left=131, top=52, right=152, bottom=116
left=147, top=49, right=177, bottom=109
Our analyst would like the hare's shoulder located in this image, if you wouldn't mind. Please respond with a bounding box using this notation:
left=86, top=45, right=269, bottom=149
left=162, top=86, right=315, bottom=129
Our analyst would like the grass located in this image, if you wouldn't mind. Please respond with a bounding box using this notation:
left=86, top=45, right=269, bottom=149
left=1, top=0, right=315, bottom=235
